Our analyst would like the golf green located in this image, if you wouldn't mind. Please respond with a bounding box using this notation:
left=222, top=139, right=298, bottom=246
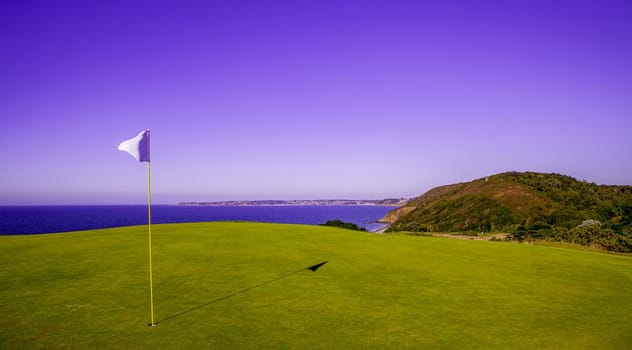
left=1, top=222, right=631, bottom=349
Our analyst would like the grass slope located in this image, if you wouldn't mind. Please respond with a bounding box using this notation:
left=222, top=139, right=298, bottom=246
left=1, top=222, right=631, bottom=349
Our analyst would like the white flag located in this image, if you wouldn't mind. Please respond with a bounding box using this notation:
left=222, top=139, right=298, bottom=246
left=118, top=130, right=150, bottom=162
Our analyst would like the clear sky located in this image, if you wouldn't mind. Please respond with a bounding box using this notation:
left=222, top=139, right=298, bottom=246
left=1, top=0, right=631, bottom=205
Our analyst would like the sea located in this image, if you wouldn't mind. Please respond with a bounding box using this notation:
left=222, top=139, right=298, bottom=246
left=0, top=205, right=396, bottom=235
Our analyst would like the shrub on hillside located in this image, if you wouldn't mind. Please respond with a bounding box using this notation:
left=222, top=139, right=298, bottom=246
left=510, top=225, right=632, bottom=253
left=320, top=220, right=367, bottom=231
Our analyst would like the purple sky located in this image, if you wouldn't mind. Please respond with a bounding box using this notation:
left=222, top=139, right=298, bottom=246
left=1, top=0, right=631, bottom=205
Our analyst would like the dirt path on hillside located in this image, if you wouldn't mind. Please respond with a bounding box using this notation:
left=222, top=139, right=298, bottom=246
left=429, top=233, right=509, bottom=241
left=374, top=226, right=509, bottom=241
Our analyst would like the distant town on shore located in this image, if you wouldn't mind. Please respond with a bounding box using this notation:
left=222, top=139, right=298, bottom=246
left=176, top=198, right=410, bottom=207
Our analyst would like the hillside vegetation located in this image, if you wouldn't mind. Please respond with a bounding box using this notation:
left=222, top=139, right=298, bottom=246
left=385, top=172, right=632, bottom=252
left=319, top=219, right=367, bottom=231
left=1, top=222, right=631, bottom=349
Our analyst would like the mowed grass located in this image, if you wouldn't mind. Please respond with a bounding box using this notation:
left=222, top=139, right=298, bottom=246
left=1, top=222, right=631, bottom=349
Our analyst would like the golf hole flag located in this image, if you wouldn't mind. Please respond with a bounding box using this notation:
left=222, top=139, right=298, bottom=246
left=118, top=129, right=150, bottom=162
left=118, top=129, right=156, bottom=327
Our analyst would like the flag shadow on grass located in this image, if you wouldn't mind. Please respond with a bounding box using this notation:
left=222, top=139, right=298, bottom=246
left=156, top=261, right=328, bottom=325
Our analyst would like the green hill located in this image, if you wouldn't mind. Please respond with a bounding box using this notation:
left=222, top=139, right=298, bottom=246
left=385, top=172, right=632, bottom=252
left=1, top=222, right=632, bottom=349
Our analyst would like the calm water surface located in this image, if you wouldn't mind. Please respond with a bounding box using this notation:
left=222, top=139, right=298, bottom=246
left=0, top=205, right=395, bottom=234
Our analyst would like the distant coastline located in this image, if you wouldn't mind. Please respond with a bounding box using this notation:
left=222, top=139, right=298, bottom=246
left=176, top=198, right=409, bottom=207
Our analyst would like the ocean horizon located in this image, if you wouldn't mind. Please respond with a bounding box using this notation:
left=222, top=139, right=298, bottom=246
left=0, top=205, right=396, bottom=235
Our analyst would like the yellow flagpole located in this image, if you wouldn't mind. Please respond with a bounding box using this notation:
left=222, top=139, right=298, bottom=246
left=148, top=161, right=155, bottom=326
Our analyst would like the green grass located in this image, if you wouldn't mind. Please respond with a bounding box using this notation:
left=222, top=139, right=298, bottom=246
left=1, top=222, right=631, bottom=349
